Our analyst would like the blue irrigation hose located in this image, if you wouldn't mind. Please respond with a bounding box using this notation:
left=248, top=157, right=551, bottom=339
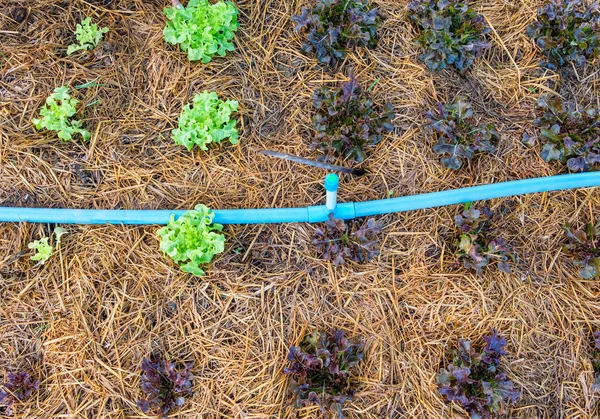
left=0, top=172, right=598, bottom=225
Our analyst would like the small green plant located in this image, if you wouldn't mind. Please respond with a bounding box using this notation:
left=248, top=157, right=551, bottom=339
left=157, top=204, right=225, bottom=276
left=526, top=0, right=600, bottom=70
left=32, top=86, right=90, bottom=142
left=426, top=100, right=498, bottom=170
left=437, top=330, right=520, bottom=418
left=67, top=17, right=108, bottom=56
left=172, top=91, right=239, bottom=151
left=291, top=0, right=380, bottom=67
left=523, top=96, right=600, bottom=172
left=562, top=223, right=600, bottom=279
left=313, top=214, right=383, bottom=265
left=454, top=206, right=515, bottom=274
left=27, top=228, right=69, bottom=265
left=284, top=330, right=364, bottom=419
left=137, top=356, right=194, bottom=418
left=28, top=238, right=53, bottom=264
left=53, top=227, right=68, bottom=245
left=0, top=372, right=39, bottom=415
left=408, top=0, right=491, bottom=71
left=164, top=0, right=239, bottom=63
left=312, top=73, right=394, bottom=162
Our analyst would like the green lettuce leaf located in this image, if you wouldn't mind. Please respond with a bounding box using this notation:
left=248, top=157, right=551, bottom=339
left=157, top=204, right=225, bottom=276
left=164, top=0, right=239, bottom=63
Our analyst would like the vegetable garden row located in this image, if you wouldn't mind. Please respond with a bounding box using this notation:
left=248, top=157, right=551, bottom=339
left=1, top=0, right=600, bottom=418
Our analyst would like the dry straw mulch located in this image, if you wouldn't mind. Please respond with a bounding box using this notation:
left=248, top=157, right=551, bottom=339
left=1, top=0, right=600, bottom=417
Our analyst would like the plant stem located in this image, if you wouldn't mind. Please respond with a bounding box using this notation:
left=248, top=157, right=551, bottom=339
left=172, top=0, right=183, bottom=8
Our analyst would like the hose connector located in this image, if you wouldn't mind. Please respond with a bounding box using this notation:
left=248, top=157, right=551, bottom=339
left=324, top=173, right=339, bottom=213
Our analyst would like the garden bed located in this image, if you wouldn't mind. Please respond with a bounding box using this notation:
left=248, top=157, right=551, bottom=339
left=1, top=0, right=600, bottom=417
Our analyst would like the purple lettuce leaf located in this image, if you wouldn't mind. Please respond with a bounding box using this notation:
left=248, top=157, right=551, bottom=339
left=311, top=73, right=394, bottom=163
left=284, top=330, right=364, bottom=418
left=437, top=331, right=520, bottom=417
left=0, top=372, right=39, bottom=416
left=426, top=99, right=498, bottom=170
left=137, top=356, right=194, bottom=418
left=313, top=213, right=383, bottom=265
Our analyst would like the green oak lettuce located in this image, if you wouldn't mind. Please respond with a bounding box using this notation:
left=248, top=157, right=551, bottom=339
left=172, top=91, right=239, bottom=151
left=157, top=204, right=225, bottom=276
left=164, top=0, right=239, bottom=63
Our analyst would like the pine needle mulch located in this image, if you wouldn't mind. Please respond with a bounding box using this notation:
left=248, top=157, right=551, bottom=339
left=1, top=0, right=600, bottom=417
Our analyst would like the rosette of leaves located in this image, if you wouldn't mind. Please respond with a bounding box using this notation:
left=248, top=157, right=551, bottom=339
left=291, top=0, right=379, bottom=67
left=592, top=331, right=600, bottom=391
left=0, top=372, right=39, bottom=415
left=426, top=100, right=498, bottom=170
left=312, top=74, right=394, bottom=162
left=526, top=0, right=600, bottom=70
left=32, top=86, right=91, bottom=142
left=67, top=17, right=109, bottom=56
left=157, top=204, right=225, bottom=276
left=172, top=91, right=239, bottom=151
left=562, top=223, right=600, bottom=278
left=284, top=330, right=364, bottom=418
left=454, top=206, right=515, bottom=274
left=27, top=228, right=68, bottom=265
left=164, top=0, right=239, bottom=63
left=523, top=96, right=600, bottom=172
left=313, top=213, right=383, bottom=265
left=437, top=330, right=520, bottom=418
left=137, top=356, right=194, bottom=419
left=28, top=238, right=53, bottom=264
left=408, top=0, right=491, bottom=71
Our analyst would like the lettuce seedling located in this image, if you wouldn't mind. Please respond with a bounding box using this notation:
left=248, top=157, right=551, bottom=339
left=32, top=86, right=91, bottom=142
left=172, top=91, right=238, bottom=151
left=137, top=356, right=194, bottom=419
left=408, top=0, right=491, bottom=71
left=454, top=206, right=515, bottom=274
left=164, top=0, right=239, bottom=63
left=284, top=330, right=364, bottom=418
left=562, top=223, right=600, bottom=279
left=592, top=331, right=600, bottom=391
left=426, top=100, right=498, bottom=170
left=291, top=0, right=379, bottom=67
left=313, top=214, right=383, bottom=265
left=27, top=228, right=69, bottom=265
left=28, top=238, right=53, bottom=264
left=0, top=372, right=39, bottom=415
left=438, top=330, right=520, bottom=418
left=54, top=227, right=68, bottom=246
left=523, top=95, right=600, bottom=172
left=67, top=17, right=109, bottom=56
left=157, top=204, right=225, bottom=276
left=526, top=0, right=600, bottom=70
left=312, top=73, right=394, bottom=162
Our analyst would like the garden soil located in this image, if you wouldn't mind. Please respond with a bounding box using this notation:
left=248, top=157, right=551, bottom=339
left=1, top=0, right=600, bottom=417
